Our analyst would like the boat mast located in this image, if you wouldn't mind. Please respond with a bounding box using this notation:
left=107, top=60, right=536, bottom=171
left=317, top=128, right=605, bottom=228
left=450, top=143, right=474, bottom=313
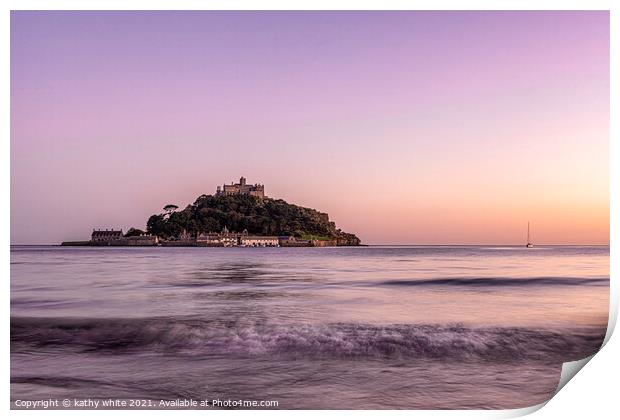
left=527, top=222, right=531, bottom=244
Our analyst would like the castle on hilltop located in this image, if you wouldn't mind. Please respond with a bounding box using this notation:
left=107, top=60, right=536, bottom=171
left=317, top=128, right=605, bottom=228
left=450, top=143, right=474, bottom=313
left=216, top=177, right=265, bottom=199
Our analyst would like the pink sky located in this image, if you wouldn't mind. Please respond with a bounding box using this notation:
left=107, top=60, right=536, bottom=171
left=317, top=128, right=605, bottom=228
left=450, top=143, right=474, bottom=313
left=11, top=11, right=609, bottom=245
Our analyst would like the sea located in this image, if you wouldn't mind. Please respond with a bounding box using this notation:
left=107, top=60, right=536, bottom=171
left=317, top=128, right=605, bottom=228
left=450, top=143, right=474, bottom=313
left=10, top=245, right=609, bottom=409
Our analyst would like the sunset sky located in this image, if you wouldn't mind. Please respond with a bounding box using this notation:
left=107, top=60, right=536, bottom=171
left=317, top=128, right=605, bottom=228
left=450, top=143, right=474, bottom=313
left=11, top=11, right=609, bottom=245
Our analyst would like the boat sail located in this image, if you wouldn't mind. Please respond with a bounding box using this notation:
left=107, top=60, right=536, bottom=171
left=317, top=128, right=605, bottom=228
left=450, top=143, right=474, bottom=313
left=526, top=222, right=534, bottom=248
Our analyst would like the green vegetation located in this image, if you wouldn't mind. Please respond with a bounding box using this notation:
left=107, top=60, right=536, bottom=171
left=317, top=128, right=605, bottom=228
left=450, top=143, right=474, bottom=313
left=124, top=228, right=145, bottom=237
left=163, top=204, right=178, bottom=214
left=145, top=194, right=361, bottom=245
left=300, top=233, right=331, bottom=241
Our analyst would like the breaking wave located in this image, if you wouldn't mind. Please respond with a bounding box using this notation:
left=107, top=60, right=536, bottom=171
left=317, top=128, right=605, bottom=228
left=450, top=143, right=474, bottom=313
left=11, top=317, right=605, bottom=363
left=377, top=276, right=608, bottom=288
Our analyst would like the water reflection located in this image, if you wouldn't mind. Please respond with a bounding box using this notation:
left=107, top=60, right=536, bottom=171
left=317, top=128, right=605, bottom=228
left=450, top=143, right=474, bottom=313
left=10, top=245, right=609, bottom=409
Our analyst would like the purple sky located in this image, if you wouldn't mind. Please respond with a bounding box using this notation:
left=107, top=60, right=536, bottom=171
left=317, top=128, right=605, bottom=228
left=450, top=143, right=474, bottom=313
left=11, top=11, right=609, bottom=245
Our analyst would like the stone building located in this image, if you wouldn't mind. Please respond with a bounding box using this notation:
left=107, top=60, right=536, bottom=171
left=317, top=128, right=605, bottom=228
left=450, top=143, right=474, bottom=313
left=216, top=177, right=265, bottom=199
left=218, top=226, right=239, bottom=246
left=194, top=227, right=239, bottom=247
left=91, top=229, right=123, bottom=242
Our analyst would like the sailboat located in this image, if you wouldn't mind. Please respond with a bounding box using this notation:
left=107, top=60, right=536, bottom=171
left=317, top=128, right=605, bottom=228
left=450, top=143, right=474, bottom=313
left=526, top=222, right=534, bottom=248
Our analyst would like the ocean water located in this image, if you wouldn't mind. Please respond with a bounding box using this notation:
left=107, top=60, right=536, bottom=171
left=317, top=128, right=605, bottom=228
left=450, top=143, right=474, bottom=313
left=11, top=245, right=609, bottom=409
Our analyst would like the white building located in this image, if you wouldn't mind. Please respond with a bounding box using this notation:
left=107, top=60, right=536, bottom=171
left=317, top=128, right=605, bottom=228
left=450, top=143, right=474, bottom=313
left=240, top=236, right=279, bottom=247
left=220, top=235, right=238, bottom=247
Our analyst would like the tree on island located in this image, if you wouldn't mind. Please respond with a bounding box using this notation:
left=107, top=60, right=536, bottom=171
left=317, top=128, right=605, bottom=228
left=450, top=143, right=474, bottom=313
left=161, top=204, right=179, bottom=222
left=163, top=204, right=178, bottom=214
left=124, top=228, right=145, bottom=237
left=145, top=194, right=361, bottom=245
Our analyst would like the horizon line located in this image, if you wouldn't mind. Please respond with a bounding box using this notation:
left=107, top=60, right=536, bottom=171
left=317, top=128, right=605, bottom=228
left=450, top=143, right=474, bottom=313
left=9, top=243, right=611, bottom=247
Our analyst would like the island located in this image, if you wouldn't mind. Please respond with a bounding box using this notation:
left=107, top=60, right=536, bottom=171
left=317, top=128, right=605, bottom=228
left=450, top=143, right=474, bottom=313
left=61, top=177, right=361, bottom=247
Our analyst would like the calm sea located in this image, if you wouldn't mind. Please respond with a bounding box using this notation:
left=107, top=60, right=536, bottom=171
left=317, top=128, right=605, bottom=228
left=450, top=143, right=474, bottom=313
left=11, top=245, right=609, bottom=409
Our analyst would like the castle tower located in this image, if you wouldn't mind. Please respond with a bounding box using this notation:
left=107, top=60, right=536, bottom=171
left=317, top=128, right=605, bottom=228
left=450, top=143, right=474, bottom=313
left=215, top=176, right=265, bottom=199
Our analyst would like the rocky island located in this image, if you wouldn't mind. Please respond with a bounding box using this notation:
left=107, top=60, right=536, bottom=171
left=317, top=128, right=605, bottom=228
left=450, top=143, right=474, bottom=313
left=62, top=177, right=361, bottom=247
